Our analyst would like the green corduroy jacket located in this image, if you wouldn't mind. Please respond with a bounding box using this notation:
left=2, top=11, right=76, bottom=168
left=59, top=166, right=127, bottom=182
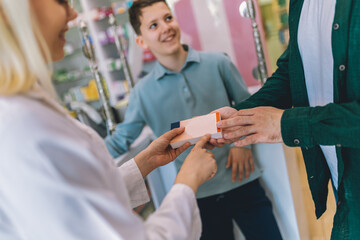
left=235, top=0, right=360, bottom=239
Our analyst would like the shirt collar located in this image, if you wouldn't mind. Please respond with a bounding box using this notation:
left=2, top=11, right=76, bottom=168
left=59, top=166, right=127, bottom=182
left=153, top=45, right=200, bottom=81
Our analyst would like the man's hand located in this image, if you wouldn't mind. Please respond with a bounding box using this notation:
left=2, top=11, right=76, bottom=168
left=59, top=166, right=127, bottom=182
left=135, top=127, right=191, bottom=178
left=217, top=107, right=284, bottom=147
left=209, top=106, right=238, bottom=147
left=226, top=147, right=254, bottom=182
left=211, top=106, right=238, bottom=119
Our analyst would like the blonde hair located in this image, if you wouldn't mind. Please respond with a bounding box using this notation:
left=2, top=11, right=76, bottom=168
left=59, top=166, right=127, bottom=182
left=0, top=0, right=56, bottom=96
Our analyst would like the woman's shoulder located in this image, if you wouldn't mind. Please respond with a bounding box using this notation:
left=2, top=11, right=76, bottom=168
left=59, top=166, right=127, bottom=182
left=0, top=95, right=110, bottom=169
left=0, top=95, right=83, bottom=147
left=0, top=95, right=60, bottom=130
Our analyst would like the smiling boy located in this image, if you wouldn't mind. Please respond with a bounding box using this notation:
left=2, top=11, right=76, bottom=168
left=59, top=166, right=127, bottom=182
left=105, top=1, right=281, bottom=239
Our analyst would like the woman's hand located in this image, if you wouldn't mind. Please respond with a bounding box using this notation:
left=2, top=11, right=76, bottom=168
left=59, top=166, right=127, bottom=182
left=175, top=135, right=217, bottom=193
left=134, top=127, right=191, bottom=178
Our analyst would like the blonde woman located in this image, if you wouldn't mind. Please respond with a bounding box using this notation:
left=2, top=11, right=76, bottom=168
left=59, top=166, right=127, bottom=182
left=0, top=0, right=217, bottom=239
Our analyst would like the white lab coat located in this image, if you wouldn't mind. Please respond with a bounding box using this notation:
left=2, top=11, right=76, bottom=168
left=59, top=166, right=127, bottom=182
left=0, top=85, right=201, bottom=240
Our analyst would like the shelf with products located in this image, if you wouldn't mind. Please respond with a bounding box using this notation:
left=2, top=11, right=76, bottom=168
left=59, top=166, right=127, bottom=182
left=86, top=1, right=131, bottom=22
left=98, top=25, right=129, bottom=47
left=53, top=0, right=139, bottom=139
left=62, top=79, right=100, bottom=103
left=53, top=70, right=92, bottom=86
left=79, top=0, right=138, bottom=107
left=53, top=0, right=140, bottom=126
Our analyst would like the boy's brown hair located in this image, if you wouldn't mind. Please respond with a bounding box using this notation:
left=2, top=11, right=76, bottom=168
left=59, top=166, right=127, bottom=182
left=128, top=0, right=169, bottom=35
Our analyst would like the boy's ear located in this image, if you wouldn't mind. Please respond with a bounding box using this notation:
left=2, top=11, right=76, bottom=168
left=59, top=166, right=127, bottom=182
left=136, top=35, right=149, bottom=50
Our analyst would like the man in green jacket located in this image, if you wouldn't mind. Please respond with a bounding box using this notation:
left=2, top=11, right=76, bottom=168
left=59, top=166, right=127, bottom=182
left=213, top=0, right=360, bottom=239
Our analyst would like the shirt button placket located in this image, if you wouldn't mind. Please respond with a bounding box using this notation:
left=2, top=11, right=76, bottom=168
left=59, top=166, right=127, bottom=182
left=180, top=74, right=192, bottom=103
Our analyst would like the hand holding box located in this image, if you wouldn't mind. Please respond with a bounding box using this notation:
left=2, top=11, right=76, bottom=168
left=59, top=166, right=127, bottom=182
left=170, top=112, right=222, bottom=149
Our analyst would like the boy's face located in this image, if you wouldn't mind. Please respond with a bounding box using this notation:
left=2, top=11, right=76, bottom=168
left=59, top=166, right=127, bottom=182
left=136, top=2, right=182, bottom=57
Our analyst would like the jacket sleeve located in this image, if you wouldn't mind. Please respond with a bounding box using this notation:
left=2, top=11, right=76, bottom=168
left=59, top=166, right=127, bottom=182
left=281, top=101, right=360, bottom=148
left=118, top=158, right=150, bottom=208
left=144, top=184, right=201, bottom=240
left=234, top=47, right=293, bottom=110
left=105, top=88, right=146, bottom=158
left=233, top=46, right=360, bottom=149
left=119, top=159, right=202, bottom=240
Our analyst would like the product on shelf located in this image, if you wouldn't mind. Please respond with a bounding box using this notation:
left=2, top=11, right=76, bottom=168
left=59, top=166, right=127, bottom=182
left=111, top=0, right=134, bottom=14
left=64, top=44, right=75, bottom=56
left=89, top=7, right=114, bottom=21
left=98, top=31, right=109, bottom=45
left=53, top=69, right=80, bottom=83
left=53, top=68, right=92, bottom=83
left=125, top=0, right=134, bottom=9
left=106, top=26, right=125, bottom=43
left=111, top=80, right=129, bottom=101
left=106, top=58, right=123, bottom=71
left=80, top=79, right=100, bottom=102
left=112, top=1, right=127, bottom=14
left=98, top=26, right=127, bottom=46
left=61, top=79, right=100, bottom=103
left=67, top=13, right=83, bottom=28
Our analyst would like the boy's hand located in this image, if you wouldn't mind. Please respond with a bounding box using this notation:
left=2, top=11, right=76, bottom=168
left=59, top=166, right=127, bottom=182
left=135, top=127, right=191, bottom=178
left=226, top=147, right=254, bottom=182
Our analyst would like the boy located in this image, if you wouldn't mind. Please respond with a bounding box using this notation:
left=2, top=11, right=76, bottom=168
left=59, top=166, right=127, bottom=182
left=105, top=1, right=281, bottom=239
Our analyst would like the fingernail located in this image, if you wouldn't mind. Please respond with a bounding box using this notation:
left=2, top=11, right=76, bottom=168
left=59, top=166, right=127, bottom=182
left=224, top=134, right=228, bottom=138
left=217, top=122, right=222, bottom=127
